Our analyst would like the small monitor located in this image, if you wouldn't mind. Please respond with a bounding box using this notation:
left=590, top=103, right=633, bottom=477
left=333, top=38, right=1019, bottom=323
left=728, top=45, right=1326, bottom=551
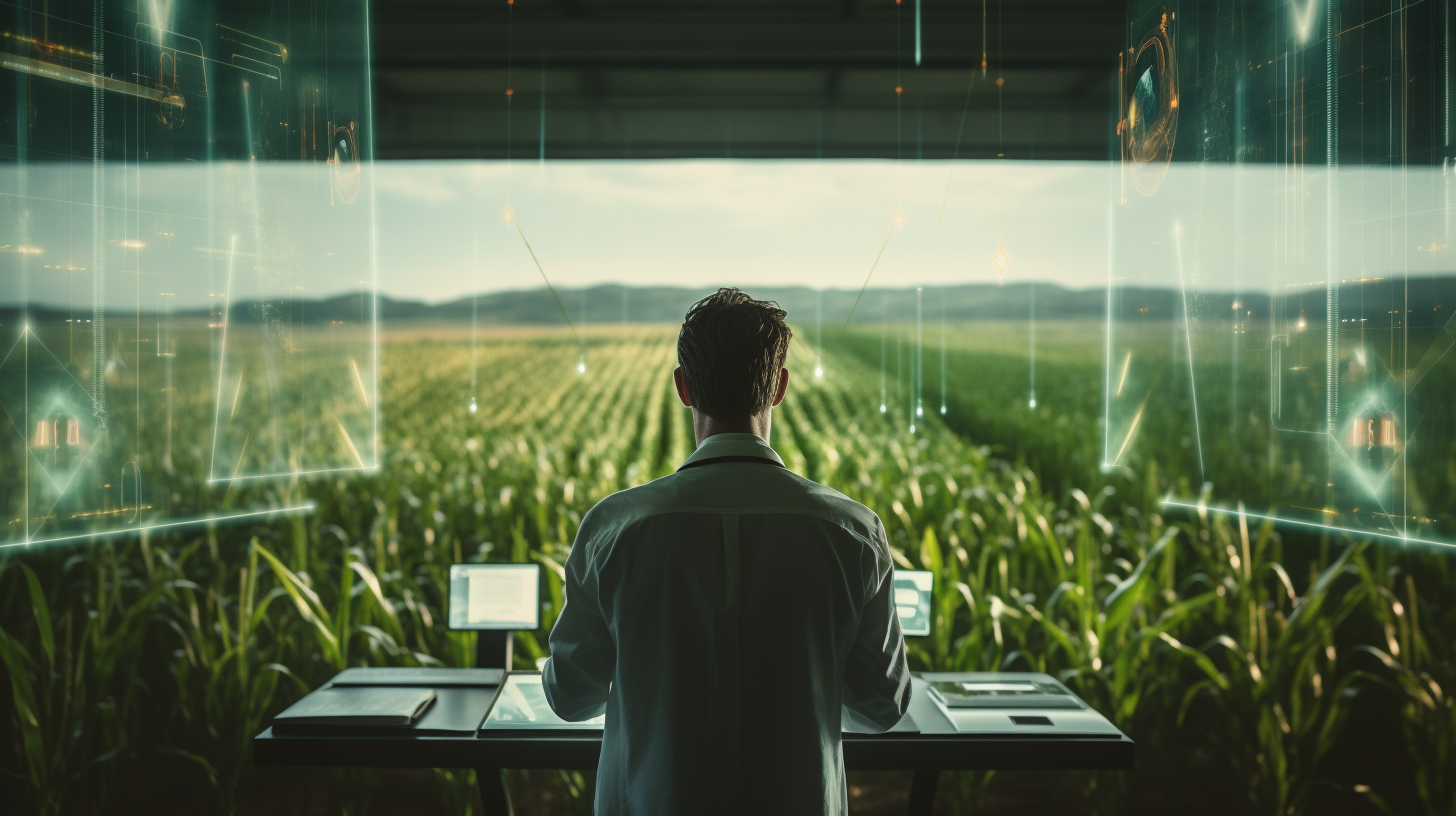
left=893, top=569, right=933, bottom=636
left=448, top=564, right=541, bottom=630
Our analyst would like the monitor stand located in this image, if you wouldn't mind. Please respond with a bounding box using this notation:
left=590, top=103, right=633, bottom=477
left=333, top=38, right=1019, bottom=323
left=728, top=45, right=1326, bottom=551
left=475, top=629, right=514, bottom=670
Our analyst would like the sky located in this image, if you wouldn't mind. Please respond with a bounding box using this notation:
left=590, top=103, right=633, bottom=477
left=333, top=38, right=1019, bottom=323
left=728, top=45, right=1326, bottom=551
left=3, top=159, right=1450, bottom=309
left=372, top=159, right=1121, bottom=304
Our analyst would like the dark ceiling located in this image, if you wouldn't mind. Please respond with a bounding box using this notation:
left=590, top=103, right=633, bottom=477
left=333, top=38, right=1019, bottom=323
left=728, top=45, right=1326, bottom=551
left=369, top=0, right=1125, bottom=160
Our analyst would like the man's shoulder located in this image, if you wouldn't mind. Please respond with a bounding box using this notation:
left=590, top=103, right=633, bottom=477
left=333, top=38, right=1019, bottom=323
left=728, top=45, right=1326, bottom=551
left=769, top=471, right=884, bottom=539
left=582, top=467, right=883, bottom=542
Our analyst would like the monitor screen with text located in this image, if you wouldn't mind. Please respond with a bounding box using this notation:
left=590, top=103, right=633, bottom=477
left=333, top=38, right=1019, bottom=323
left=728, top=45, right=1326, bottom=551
left=448, top=564, right=541, bottom=631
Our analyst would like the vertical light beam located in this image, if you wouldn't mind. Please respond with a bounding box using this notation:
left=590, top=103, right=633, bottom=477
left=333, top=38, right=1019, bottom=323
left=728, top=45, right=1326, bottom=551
left=1173, top=223, right=1207, bottom=482
left=879, top=298, right=887, bottom=413
left=914, top=0, right=922, bottom=66
left=91, top=0, right=106, bottom=426
left=939, top=299, right=946, bottom=414
left=914, top=287, right=923, bottom=430
left=1028, top=283, right=1037, bottom=408
left=1326, top=0, right=1339, bottom=436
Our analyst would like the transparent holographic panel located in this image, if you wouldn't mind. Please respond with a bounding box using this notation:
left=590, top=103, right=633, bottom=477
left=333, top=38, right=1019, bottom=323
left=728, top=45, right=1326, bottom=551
left=0, top=0, right=376, bottom=546
left=1107, top=0, right=1455, bottom=548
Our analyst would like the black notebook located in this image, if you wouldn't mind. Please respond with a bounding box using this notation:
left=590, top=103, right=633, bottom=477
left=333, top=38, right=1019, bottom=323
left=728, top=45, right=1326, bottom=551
left=273, top=686, right=437, bottom=728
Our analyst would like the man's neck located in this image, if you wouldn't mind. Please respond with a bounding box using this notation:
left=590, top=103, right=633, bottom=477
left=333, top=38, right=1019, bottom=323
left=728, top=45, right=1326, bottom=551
left=692, top=411, right=771, bottom=447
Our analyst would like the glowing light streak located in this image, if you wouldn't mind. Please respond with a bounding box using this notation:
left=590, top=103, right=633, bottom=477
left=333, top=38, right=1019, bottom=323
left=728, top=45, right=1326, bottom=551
left=350, top=359, right=370, bottom=407
left=839, top=221, right=897, bottom=336
left=1160, top=500, right=1453, bottom=551
left=1, top=505, right=317, bottom=549
left=209, top=467, right=379, bottom=485
left=208, top=236, right=237, bottom=480
left=1173, top=223, right=1206, bottom=481
left=1028, top=283, right=1036, bottom=407
left=914, top=287, right=923, bottom=422
left=879, top=303, right=888, bottom=413
left=1103, top=203, right=1115, bottom=466
left=68, top=504, right=155, bottom=520
left=938, top=300, right=946, bottom=415
left=1325, top=0, right=1339, bottom=435
left=0, top=54, right=177, bottom=105
left=980, top=0, right=987, bottom=76
left=228, top=372, right=243, bottom=421
left=1330, top=433, right=1388, bottom=499
left=91, top=7, right=105, bottom=429
left=1112, top=393, right=1150, bottom=466
left=504, top=208, right=580, bottom=343
left=914, top=0, right=922, bottom=66
left=0, top=30, right=93, bottom=59
left=935, top=73, right=979, bottom=237
left=335, top=418, right=365, bottom=468
left=1115, top=351, right=1132, bottom=397
left=1291, top=0, right=1319, bottom=41
left=470, top=239, right=480, bottom=411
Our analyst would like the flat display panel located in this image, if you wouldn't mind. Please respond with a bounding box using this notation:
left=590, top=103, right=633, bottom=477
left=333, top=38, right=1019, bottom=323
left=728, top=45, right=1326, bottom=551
left=1106, top=0, right=1455, bottom=549
left=479, top=672, right=604, bottom=732
left=893, top=569, right=933, bottom=636
left=448, top=563, right=541, bottom=631
left=0, top=0, right=378, bottom=548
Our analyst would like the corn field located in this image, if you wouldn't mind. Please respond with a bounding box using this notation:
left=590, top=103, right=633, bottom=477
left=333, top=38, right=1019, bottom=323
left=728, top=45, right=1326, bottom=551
left=1, top=322, right=1453, bottom=815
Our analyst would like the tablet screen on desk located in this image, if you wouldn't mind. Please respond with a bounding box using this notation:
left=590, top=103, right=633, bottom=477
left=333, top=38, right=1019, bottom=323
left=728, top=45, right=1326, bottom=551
left=480, top=673, right=605, bottom=731
left=448, top=564, right=541, bottom=630
left=893, top=569, right=933, bottom=636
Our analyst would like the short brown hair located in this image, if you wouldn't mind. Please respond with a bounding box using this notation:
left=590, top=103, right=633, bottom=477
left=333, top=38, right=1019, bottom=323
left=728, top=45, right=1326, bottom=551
left=677, top=288, right=793, bottom=420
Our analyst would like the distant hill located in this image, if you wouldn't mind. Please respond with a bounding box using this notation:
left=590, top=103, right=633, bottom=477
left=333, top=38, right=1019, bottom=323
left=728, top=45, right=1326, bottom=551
left=6, top=277, right=1455, bottom=327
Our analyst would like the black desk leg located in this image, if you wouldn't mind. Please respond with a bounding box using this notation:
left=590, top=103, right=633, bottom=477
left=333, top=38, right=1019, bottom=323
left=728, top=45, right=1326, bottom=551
left=477, top=768, right=512, bottom=816
left=906, top=769, right=939, bottom=816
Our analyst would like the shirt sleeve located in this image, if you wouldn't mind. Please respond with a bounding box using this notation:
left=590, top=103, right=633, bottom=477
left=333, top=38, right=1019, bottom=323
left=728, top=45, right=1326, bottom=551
left=841, top=517, right=912, bottom=733
left=542, top=513, right=617, bottom=722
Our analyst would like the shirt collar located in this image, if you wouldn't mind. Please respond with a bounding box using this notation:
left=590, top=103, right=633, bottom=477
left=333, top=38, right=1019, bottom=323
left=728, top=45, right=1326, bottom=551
left=677, top=433, right=785, bottom=470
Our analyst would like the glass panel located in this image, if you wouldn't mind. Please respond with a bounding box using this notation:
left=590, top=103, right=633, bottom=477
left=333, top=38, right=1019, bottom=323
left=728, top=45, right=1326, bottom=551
left=1107, top=0, right=1455, bottom=547
left=0, top=0, right=378, bottom=546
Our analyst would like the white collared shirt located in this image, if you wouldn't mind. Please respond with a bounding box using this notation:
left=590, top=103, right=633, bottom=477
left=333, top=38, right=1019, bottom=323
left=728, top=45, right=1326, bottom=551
left=543, top=433, right=911, bottom=816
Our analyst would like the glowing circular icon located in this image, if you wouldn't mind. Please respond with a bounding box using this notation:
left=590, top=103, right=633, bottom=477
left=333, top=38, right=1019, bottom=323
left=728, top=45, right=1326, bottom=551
left=1120, top=13, right=1178, bottom=197
left=330, top=122, right=361, bottom=204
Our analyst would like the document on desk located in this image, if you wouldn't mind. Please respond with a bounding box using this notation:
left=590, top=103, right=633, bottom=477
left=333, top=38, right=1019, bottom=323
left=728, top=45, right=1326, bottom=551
left=479, top=673, right=605, bottom=732
left=274, top=686, right=436, bottom=728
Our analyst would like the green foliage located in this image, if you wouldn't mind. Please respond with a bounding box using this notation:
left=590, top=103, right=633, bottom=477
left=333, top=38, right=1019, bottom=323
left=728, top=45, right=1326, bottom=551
left=0, top=324, right=1451, bottom=815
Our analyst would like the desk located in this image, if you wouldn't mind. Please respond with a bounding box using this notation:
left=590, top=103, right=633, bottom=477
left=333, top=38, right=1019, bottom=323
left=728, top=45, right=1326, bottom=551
left=254, top=672, right=1133, bottom=815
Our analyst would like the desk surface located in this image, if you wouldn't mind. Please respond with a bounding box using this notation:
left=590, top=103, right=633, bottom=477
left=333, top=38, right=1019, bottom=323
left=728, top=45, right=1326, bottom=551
left=254, top=673, right=1133, bottom=772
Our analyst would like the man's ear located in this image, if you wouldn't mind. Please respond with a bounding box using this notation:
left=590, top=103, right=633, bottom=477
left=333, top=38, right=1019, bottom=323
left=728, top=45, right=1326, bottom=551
left=771, top=367, right=789, bottom=407
left=673, top=367, right=693, bottom=408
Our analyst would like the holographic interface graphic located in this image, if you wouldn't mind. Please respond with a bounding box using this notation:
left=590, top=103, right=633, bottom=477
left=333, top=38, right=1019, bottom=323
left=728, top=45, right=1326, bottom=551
left=0, top=0, right=378, bottom=546
left=1108, top=0, right=1455, bottom=549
